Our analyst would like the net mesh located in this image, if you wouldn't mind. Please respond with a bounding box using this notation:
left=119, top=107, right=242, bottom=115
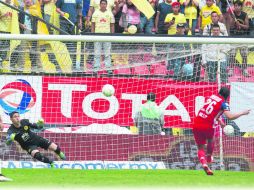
left=1, top=40, right=254, bottom=80
left=0, top=35, right=254, bottom=171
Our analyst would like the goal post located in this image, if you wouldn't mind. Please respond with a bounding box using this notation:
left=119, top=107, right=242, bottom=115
left=0, top=34, right=254, bottom=171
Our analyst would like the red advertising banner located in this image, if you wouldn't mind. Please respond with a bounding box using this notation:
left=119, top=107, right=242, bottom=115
left=42, top=77, right=218, bottom=128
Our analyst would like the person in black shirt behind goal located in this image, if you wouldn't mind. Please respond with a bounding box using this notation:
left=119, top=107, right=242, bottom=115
left=6, top=111, right=66, bottom=167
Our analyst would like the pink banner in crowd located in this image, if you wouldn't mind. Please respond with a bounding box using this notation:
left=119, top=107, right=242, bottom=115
left=42, top=77, right=217, bottom=128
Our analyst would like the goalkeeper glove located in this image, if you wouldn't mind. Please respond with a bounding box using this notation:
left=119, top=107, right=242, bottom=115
left=6, top=133, right=16, bottom=145
left=37, top=119, right=44, bottom=128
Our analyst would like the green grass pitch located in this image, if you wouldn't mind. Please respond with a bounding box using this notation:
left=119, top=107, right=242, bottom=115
left=1, top=169, right=254, bottom=189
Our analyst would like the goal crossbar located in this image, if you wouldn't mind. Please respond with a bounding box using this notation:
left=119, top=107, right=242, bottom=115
left=1, top=34, right=254, bottom=44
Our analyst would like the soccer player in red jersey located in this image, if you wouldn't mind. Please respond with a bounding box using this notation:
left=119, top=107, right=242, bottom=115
left=193, top=87, right=250, bottom=175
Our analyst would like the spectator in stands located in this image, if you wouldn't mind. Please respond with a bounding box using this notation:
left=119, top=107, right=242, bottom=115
left=219, top=0, right=232, bottom=35
left=86, top=0, right=118, bottom=27
left=134, top=92, right=164, bottom=135
left=176, top=23, right=193, bottom=80
left=229, top=0, right=250, bottom=77
left=140, top=0, right=156, bottom=34
left=56, top=0, right=82, bottom=71
left=19, top=0, right=36, bottom=34
left=0, top=0, right=13, bottom=68
left=202, top=24, right=229, bottom=83
left=155, top=0, right=172, bottom=34
left=184, top=0, right=199, bottom=35
left=19, top=0, right=43, bottom=71
left=198, top=0, right=223, bottom=33
left=167, top=23, right=192, bottom=80
left=82, top=0, right=91, bottom=31
left=164, top=1, right=187, bottom=35
left=114, top=0, right=125, bottom=33
left=230, top=0, right=249, bottom=35
left=91, top=0, right=115, bottom=75
left=203, top=11, right=228, bottom=36
left=242, top=0, right=254, bottom=36
left=56, top=0, right=82, bottom=34
left=121, top=0, right=141, bottom=33
left=42, top=0, right=55, bottom=29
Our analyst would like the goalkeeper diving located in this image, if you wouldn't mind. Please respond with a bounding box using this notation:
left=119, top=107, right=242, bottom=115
left=6, top=111, right=66, bottom=167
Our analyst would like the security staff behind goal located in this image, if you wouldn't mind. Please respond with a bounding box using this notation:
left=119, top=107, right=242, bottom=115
left=134, top=93, right=165, bottom=135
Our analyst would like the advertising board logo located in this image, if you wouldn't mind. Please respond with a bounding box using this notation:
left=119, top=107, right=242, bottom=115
left=0, top=79, right=36, bottom=114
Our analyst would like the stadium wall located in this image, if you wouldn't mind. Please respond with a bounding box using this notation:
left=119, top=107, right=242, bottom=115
left=0, top=134, right=253, bottom=171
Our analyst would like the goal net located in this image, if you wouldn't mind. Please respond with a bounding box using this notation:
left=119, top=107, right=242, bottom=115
left=0, top=34, right=254, bottom=171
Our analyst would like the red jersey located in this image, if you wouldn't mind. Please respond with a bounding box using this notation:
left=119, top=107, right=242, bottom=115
left=194, top=94, right=230, bottom=129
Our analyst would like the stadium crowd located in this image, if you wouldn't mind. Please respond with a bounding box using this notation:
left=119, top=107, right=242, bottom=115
left=0, top=0, right=253, bottom=36
left=0, top=0, right=253, bottom=77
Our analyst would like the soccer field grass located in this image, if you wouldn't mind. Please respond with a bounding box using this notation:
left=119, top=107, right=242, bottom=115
left=1, top=169, right=254, bottom=189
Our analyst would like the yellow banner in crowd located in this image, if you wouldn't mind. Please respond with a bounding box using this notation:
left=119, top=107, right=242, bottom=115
left=27, top=2, right=49, bottom=35
left=50, top=5, right=60, bottom=35
left=27, top=1, right=72, bottom=73
left=131, top=0, right=155, bottom=19
left=1, top=0, right=20, bottom=72
left=10, top=4, right=20, bottom=52
left=2, top=0, right=72, bottom=73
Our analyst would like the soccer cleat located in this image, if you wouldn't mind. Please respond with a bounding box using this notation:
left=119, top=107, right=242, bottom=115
left=50, top=162, right=55, bottom=168
left=207, top=155, right=214, bottom=164
left=58, top=152, right=66, bottom=160
left=0, top=174, right=13, bottom=181
left=203, top=164, right=213, bottom=175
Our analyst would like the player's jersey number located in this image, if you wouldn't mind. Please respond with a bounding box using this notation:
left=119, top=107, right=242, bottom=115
left=199, top=98, right=217, bottom=118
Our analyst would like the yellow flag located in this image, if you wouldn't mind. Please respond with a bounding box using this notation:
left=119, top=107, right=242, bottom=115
left=24, top=1, right=72, bottom=73
left=9, top=5, right=20, bottom=51
left=49, top=5, right=60, bottom=35
left=2, top=2, right=21, bottom=72
left=131, top=0, right=155, bottom=19
left=27, top=1, right=49, bottom=35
